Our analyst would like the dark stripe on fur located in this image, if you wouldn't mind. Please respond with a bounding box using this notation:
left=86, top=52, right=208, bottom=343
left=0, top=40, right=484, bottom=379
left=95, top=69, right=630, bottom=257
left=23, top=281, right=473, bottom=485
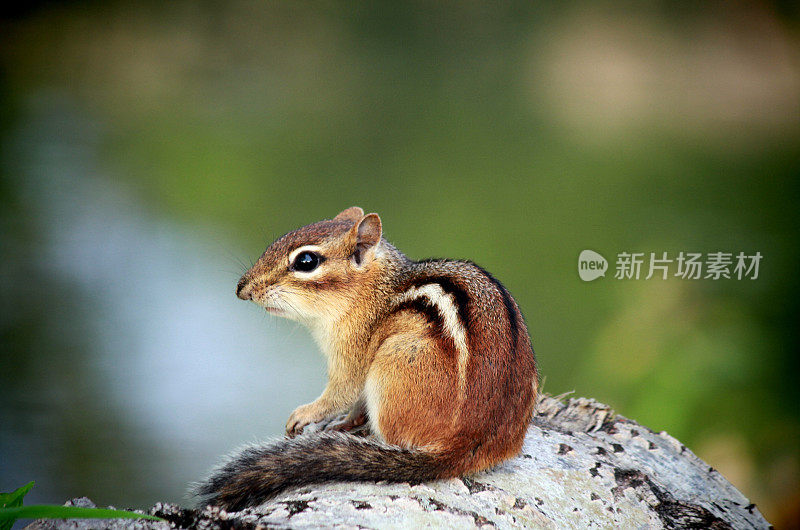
left=390, top=297, right=443, bottom=328
left=390, top=297, right=459, bottom=353
left=472, top=263, right=519, bottom=346
left=408, top=275, right=471, bottom=330
left=195, top=432, right=446, bottom=511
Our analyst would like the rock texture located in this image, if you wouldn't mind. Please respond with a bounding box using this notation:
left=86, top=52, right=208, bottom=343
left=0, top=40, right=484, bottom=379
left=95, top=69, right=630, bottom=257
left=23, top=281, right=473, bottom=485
left=26, top=395, right=770, bottom=529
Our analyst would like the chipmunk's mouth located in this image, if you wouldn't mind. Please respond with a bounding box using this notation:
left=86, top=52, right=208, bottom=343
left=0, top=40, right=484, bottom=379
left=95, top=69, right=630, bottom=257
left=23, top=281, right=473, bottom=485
left=265, top=306, right=284, bottom=315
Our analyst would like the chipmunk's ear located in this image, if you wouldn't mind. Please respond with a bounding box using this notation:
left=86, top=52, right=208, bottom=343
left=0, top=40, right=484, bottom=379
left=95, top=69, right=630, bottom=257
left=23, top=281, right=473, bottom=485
left=348, top=213, right=382, bottom=266
left=334, top=206, right=365, bottom=222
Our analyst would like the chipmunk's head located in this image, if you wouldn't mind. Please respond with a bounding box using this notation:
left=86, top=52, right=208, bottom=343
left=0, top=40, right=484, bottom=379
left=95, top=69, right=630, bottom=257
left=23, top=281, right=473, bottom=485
left=236, top=207, right=386, bottom=324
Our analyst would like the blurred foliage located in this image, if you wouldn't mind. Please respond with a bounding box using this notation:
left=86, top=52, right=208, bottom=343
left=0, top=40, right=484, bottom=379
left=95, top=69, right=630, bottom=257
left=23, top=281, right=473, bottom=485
left=1, top=0, right=798, bottom=526
left=0, top=481, right=163, bottom=528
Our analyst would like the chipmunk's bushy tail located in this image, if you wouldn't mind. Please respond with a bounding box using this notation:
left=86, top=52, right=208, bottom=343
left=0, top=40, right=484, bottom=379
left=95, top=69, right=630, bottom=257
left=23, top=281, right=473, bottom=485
left=194, top=432, right=458, bottom=511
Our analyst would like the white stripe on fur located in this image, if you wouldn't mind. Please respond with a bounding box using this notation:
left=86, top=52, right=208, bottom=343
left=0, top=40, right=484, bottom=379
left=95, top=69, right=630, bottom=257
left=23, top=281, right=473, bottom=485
left=397, top=284, right=470, bottom=395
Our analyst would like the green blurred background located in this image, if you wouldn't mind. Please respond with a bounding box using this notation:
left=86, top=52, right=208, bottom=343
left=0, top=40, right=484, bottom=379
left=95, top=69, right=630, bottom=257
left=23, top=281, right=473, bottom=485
left=1, top=1, right=798, bottom=526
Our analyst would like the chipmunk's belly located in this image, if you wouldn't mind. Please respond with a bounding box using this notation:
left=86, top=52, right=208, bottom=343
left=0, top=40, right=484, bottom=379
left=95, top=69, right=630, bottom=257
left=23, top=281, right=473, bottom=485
left=363, top=373, right=384, bottom=441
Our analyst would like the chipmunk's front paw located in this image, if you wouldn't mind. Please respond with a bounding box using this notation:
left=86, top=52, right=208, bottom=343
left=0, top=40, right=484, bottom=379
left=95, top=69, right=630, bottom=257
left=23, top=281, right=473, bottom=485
left=286, top=402, right=331, bottom=437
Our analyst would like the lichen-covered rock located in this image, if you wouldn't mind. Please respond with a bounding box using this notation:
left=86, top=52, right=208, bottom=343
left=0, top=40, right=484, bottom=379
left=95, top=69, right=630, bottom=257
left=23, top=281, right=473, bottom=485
left=26, top=395, right=770, bottom=529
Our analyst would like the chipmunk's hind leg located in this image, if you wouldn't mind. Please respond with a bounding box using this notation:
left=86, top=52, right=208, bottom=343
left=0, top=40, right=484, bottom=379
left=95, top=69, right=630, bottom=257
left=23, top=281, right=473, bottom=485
left=324, top=397, right=368, bottom=433
left=365, top=327, right=461, bottom=450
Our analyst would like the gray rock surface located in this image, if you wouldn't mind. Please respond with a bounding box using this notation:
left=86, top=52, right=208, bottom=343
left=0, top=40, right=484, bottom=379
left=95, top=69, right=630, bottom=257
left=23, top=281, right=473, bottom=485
left=25, top=395, right=770, bottom=529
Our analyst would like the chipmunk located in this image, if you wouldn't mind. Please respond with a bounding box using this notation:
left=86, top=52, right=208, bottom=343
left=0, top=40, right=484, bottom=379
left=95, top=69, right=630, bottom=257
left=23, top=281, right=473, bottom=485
left=195, top=207, right=538, bottom=510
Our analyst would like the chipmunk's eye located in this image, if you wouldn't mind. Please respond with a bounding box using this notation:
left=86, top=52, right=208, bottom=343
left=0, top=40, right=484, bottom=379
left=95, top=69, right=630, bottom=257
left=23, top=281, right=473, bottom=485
left=292, top=251, right=321, bottom=272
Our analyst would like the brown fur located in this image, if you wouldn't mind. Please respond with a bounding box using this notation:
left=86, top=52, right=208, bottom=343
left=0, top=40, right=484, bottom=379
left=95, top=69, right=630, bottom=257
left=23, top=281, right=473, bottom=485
left=197, top=207, right=538, bottom=510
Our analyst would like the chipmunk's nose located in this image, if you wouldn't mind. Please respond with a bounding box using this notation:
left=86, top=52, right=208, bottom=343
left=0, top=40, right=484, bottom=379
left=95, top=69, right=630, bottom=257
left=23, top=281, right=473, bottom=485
left=236, top=278, right=253, bottom=300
